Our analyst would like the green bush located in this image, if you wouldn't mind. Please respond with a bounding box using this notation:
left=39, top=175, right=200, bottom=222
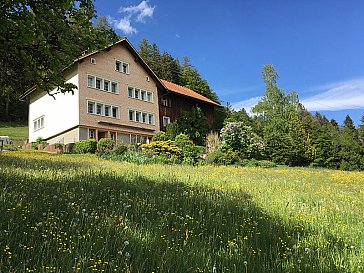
left=113, top=144, right=128, bottom=155
left=97, top=138, right=114, bottom=150
left=72, top=139, right=97, bottom=154
left=206, top=149, right=240, bottom=165
left=174, top=133, right=193, bottom=148
left=152, top=131, right=168, bottom=141
left=32, top=137, right=47, bottom=150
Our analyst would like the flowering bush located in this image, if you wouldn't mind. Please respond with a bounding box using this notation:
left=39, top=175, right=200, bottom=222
left=141, top=140, right=181, bottom=156
left=221, top=122, right=264, bottom=159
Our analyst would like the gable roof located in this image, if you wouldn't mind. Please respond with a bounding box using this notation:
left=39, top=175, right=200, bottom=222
left=161, top=79, right=220, bottom=106
left=20, top=38, right=220, bottom=106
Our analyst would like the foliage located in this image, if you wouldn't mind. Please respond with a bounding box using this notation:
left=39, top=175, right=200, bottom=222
left=205, top=131, right=221, bottom=154
left=112, top=144, right=128, bottom=155
left=176, top=107, right=211, bottom=145
left=252, top=64, right=314, bottom=166
left=165, top=122, right=179, bottom=140
left=32, top=137, right=47, bottom=150
left=97, top=138, right=114, bottom=150
left=1, top=151, right=364, bottom=272
left=138, top=39, right=219, bottom=102
left=221, top=122, right=264, bottom=159
left=72, top=139, right=97, bottom=154
left=205, top=149, right=240, bottom=165
left=174, top=133, right=193, bottom=148
left=142, top=140, right=181, bottom=156
left=152, top=131, right=168, bottom=141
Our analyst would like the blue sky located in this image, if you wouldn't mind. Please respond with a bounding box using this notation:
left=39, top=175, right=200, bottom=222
left=94, top=0, right=364, bottom=125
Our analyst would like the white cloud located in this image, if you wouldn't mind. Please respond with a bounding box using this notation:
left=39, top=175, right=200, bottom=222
left=111, top=1, right=155, bottom=35
left=112, top=17, right=137, bottom=35
left=175, top=33, right=181, bottom=38
left=230, top=77, right=364, bottom=114
left=231, top=96, right=261, bottom=112
left=301, top=77, right=364, bottom=111
left=119, top=1, right=155, bottom=22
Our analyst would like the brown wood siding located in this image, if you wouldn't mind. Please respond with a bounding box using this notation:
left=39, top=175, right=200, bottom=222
left=158, top=90, right=215, bottom=130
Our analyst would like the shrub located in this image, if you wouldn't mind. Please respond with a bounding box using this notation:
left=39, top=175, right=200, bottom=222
left=206, top=149, right=240, bottom=165
left=32, top=137, right=47, bottom=150
left=113, top=144, right=128, bottom=155
left=72, top=139, right=97, bottom=154
left=118, top=151, right=154, bottom=164
left=221, top=122, right=264, bottom=159
left=165, top=122, right=179, bottom=140
left=141, top=140, right=181, bottom=156
left=97, top=138, right=114, bottom=150
left=174, top=133, right=193, bottom=148
left=152, top=131, right=168, bottom=141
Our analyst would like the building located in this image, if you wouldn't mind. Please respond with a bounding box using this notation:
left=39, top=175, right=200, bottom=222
left=21, top=39, right=219, bottom=145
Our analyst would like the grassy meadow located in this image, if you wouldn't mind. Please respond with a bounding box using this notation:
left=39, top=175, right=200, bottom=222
left=0, top=150, right=363, bottom=272
left=0, top=122, right=28, bottom=146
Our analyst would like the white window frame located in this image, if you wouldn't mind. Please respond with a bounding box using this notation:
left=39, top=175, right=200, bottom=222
left=128, top=109, right=155, bottom=125
left=90, top=58, right=96, bottom=64
left=87, top=100, right=120, bottom=119
left=163, top=116, right=171, bottom=127
left=127, top=85, right=153, bottom=103
left=33, top=116, right=44, bottom=132
left=88, top=129, right=95, bottom=139
left=87, top=74, right=119, bottom=94
left=115, top=59, right=130, bottom=74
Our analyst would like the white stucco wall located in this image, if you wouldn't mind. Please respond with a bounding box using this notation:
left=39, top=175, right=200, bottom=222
left=28, top=69, right=79, bottom=142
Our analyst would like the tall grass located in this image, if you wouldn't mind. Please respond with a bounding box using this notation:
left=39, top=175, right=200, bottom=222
left=0, top=150, right=363, bottom=272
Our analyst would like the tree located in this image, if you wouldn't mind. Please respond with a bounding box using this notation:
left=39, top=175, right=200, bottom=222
left=179, top=57, right=219, bottom=102
left=94, top=16, right=120, bottom=45
left=138, top=39, right=182, bottom=84
left=0, top=0, right=103, bottom=100
left=338, top=115, right=363, bottom=170
left=252, top=64, right=313, bottom=166
left=176, top=107, right=211, bottom=145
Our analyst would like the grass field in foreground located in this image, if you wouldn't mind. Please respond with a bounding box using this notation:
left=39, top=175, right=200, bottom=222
left=0, top=150, right=363, bottom=272
left=0, top=122, right=28, bottom=145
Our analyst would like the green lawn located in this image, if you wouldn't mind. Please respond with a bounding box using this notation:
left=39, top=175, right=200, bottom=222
left=0, top=150, right=363, bottom=272
left=0, top=122, right=28, bottom=145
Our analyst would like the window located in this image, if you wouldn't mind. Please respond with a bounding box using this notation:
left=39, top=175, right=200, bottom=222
left=104, top=80, right=110, bottom=92
left=87, top=75, right=118, bottom=94
left=112, top=107, right=118, bottom=118
left=104, top=105, right=110, bottom=117
left=135, top=111, right=140, bottom=122
left=33, top=116, right=44, bottom=131
left=129, top=110, right=134, bottom=121
left=161, top=98, right=170, bottom=107
left=128, top=109, right=155, bottom=125
left=163, top=116, right=171, bottom=127
left=148, top=114, right=154, bottom=125
left=147, top=92, right=152, bottom=102
left=88, top=129, right=95, bottom=139
left=88, top=76, right=95, bottom=88
left=87, top=101, right=95, bottom=114
left=96, top=103, right=102, bottom=115
left=96, top=78, right=102, bottom=89
left=115, top=60, right=129, bottom=74
left=127, top=86, right=153, bottom=103
left=87, top=100, right=119, bottom=119
left=90, top=58, right=96, bottom=64
left=110, top=132, right=116, bottom=141
left=111, top=82, right=117, bottom=93
left=135, top=89, right=140, bottom=99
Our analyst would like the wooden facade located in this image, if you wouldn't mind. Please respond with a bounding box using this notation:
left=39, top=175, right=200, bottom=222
left=158, top=89, right=216, bottom=130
